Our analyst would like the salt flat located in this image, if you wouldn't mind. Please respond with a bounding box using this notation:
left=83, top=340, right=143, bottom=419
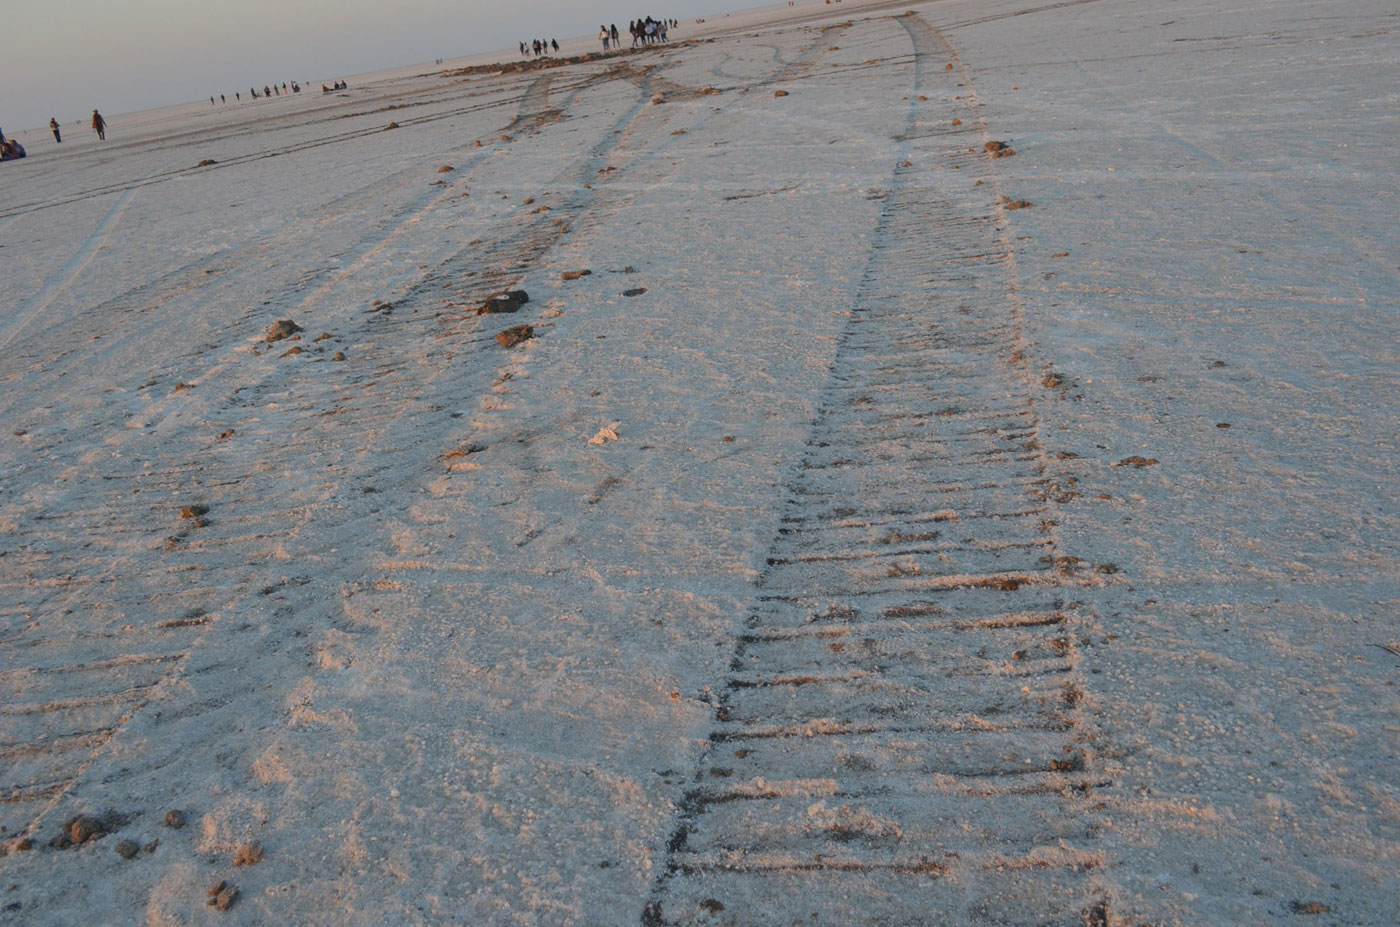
left=1, top=0, right=1396, bottom=924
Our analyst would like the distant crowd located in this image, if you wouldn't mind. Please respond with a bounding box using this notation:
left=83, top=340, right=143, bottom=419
left=517, top=17, right=679, bottom=58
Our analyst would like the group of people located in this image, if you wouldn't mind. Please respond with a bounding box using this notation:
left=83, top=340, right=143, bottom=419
left=205, top=82, right=307, bottom=107
left=519, top=38, right=561, bottom=57
left=1, top=110, right=104, bottom=160
left=599, top=18, right=675, bottom=50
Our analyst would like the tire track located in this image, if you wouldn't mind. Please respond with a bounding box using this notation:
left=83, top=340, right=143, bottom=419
left=642, top=14, right=1110, bottom=926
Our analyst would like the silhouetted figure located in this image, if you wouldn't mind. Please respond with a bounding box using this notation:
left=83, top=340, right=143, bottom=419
left=611, top=24, right=620, bottom=45
left=236, top=91, right=240, bottom=100
left=552, top=38, right=559, bottom=52
left=92, top=109, right=106, bottom=140
left=251, top=87, right=258, bottom=98
left=50, top=117, right=62, bottom=143
left=221, top=94, right=226, bottom=103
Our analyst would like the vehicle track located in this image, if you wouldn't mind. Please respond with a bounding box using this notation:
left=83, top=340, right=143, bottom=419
left=641, top=14, right=1110, bottom=926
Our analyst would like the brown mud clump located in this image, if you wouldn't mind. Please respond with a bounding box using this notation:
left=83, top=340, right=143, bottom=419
left=207, top=881, right=239, bottom=912
left=1114, top=456, right=1159, bottom=468
left=233, top=842, right=264, bottom=866
left=496, top=325, right=534, bottom=348
left=264, top=319, right=302, bottom=342
left=561, top=269, right=592, bottom=280
left=984, top=140, right=1017, bottom=158
left=164, top=810, right=187, bottom=829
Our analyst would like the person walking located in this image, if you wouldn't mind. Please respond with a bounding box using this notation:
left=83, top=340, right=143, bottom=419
left=600, top=26, right=609, bottom=51
left=91, top=109, right=106, bottom=140
left=50, top=117, right=61, bottom=143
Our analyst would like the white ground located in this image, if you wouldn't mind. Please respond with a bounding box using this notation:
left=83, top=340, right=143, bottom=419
left=0, top=0, right=1396, bottom=924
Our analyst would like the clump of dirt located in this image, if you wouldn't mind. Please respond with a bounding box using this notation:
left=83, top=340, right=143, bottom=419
left=437, top=165, right=454, bottom=173
left=165, top=810, right=187, bottom=829
left=233, top=842, right=264, bottom=866
left=115, top=839, right=140, bottom=860
left=207, top=881, right=239, bottom=912
left=774, top=90, right=789, bottom=97
left=179, top=504, right=210, bottom=520
left=1114, top=456, right=1158, bottom=468
left=1290, top=902, right=1331, bottom=915
left=196, top=159, right=218, bottom=167
left=264, top=319, right=302, bottom=342
left=561, top=269, right=592, bottom=280
left=496, top=325, right=534, bottom=348
left=1002, top=199, right=1032, bottom=209
left=384, top=122, right=399, bottom=130
left=51, top=813, right=123, bottom=849
left=984, top=139, right=1017, bottom=158
left=280, top=345, right=303, bottom=357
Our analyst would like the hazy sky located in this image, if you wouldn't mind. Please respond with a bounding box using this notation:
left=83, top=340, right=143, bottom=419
left=1, top=0, right=760, bottom=134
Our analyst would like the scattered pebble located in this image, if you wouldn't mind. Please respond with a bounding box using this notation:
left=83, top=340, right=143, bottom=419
left=179, top=504, right=210, bottom=520
left=384, top=122, right=399, bottom=130
left=164, top=810, right=187, bottom=829
left=774, top=90, right=789, bottom=97
left=115, top=840, right=140, bottom=860
left=437, top=165, right=454, bottom=173
left=622, top=287, right=647, bottom=297
left=650, top=93, right=665, bottom=104
left=1290, top=902, right=1331, bottom=915
left=280, top=345, right=303, bottom=357
left=333, top=351, right=346, bottom=361
left=196, top=159, right=218, bottom=167
left=1114, top=456, right=1159, bottom=468
left=1002, top=199, right=1032, bottom=209
left=561, top=269, right=592, bottom=280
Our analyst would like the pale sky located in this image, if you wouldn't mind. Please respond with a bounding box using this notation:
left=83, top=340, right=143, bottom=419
left=0, top=0, right=759, bottom=135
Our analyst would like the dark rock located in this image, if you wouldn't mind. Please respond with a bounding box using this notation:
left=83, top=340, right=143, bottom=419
left=496, top=325, right=534, bottom=348
left=480, top=290, right=529, bottom=314
left=280, top=345, right=303, bottom=357
left=773, top=90, right=789, bottom=97
left=164, top=810, right=187, bottom=829
left=1115, top=456, right=1158, bottom=468
left=332, top=351, right=346, bottom=361
left=622, top=287, right=647, bottom=297
left=264, top=320, right=302, bottom=342
left=116, top=839, right=140, bottom=860
left=196, top=159, right=218, bottom=167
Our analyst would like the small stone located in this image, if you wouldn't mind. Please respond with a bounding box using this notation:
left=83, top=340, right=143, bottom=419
left=945, top=63, right=954, bottom=70
left=332, top=351, right=346, bottom=361
left=164, top=810, right=187, bottom=829
left=264, top=319, right=302, bottom=342
left=1217, top=422, right=1231, bottom=429
left=622, top=287, right=647, bottom=297
left=233, top=842, right=264, bottom=866
left=385, top=121, right=399, bottom=130
left=196, top=159, right=218, bottom=167
left=561, top=269, right=592, bottom=280
left=216, top=429, right=234, bottom=440
left=1114, top=456, right=1158, bottom=468
left=437, top=165, right=454, bottom=173
left=144, top=840, right=159, bottom=853
left=951, top=118, right=961, bottom=125
left=180, top=504, right=210, bottom=519
left=280, top=345, right=303, bottom=357
left=314, top=332, right=333, bottom=342
left=496, top=325, right=534, bottom=348
left=984, top=140, right=1009, bottom=152
left=116, top=840, right=140, bottom=860
left=480, top=290, right=529, bottom=314
left=1002, top=199, right=1032, bottom=209
left=650, top=93, right=665, bottom=104
left=773, top=90, right=789, bottom=97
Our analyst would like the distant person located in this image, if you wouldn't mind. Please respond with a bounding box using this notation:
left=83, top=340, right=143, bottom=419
left=50, top=117, right=62, bottom=143
left=611, top=24, right=620, bottom=45
left=0, top=138, right=26, bottom=160
left=235, top=91, right=240, bottom=100
left=552, top=39, right=559, bottom=52
left=600, top=26, right=609, bottom=51
left=264, top=85, right=272, bottom=97
left=251, top=86, right=258, bottom=98
left=92, top=109, right=106, bottom=140
left=221, top=93, right=226, bottom=103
